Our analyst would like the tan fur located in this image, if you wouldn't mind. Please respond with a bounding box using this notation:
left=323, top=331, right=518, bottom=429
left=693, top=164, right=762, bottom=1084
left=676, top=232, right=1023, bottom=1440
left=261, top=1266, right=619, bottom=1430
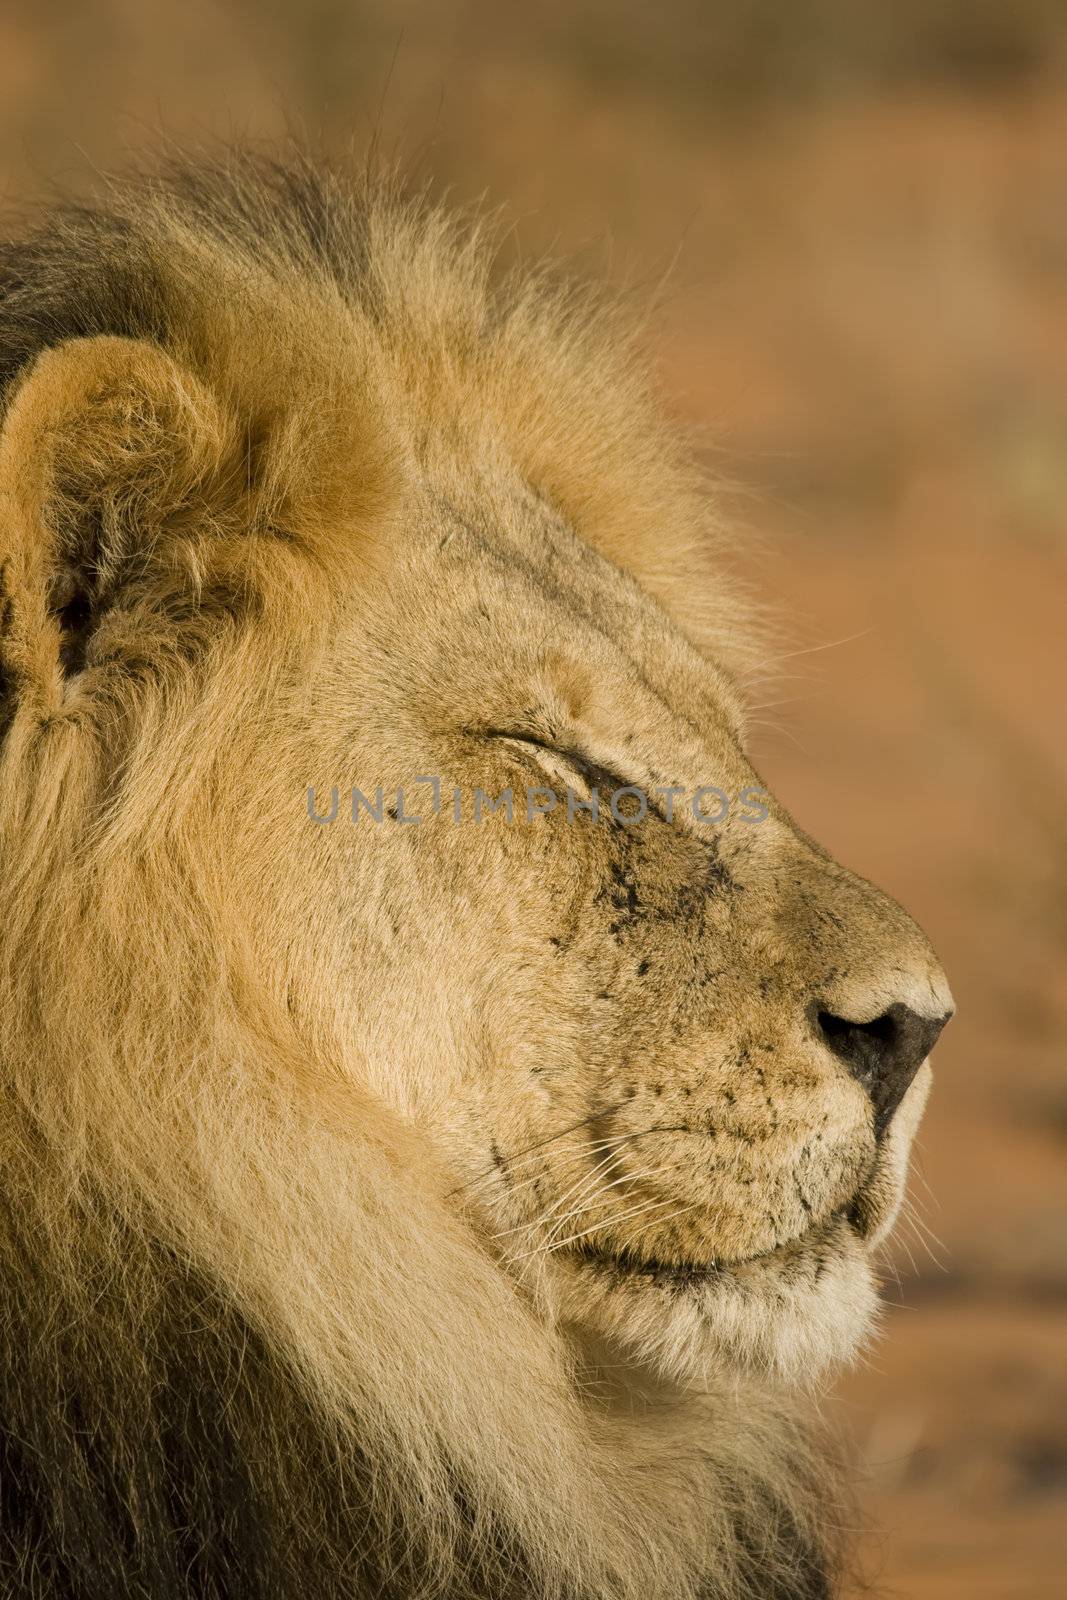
left=0, top=155, right=951, bottom=1599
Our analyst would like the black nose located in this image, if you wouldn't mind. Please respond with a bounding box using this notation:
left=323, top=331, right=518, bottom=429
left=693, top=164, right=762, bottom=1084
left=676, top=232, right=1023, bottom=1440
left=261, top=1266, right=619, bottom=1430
left=814, top=1002, right=952, bottom=1138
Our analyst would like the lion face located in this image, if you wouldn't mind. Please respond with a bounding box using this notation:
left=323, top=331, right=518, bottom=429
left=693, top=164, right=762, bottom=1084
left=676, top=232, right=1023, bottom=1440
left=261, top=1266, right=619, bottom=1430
left=289, top=467, right=953, bottom=1386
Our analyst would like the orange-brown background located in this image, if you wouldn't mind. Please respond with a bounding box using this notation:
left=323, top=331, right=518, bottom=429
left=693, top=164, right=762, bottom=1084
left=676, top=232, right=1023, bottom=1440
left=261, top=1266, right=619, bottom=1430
left=3, top=5, right=1064, bottom=1596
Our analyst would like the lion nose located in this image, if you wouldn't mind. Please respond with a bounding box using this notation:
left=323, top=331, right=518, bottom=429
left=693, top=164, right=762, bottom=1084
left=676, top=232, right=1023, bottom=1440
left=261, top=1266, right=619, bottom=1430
left=814, top=1002, right=952, bottom=1138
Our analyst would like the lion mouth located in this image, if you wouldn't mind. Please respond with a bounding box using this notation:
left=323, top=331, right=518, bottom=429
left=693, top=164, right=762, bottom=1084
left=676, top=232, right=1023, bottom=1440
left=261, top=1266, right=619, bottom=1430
left=566, top=1204, right=862, bottom=1287
left=546, top=1149, right=896, bottom=1290
left=569, top=1240, right=731, bottom=1287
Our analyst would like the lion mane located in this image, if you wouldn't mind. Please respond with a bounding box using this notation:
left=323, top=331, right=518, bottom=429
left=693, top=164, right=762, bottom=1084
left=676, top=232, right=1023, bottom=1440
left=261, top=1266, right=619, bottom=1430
left=0, top=153, right=853, bottom=1600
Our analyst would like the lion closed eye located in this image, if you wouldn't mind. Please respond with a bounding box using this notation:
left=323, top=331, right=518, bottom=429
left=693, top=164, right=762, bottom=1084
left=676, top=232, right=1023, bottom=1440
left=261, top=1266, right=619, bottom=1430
left=0, top=152, right=952, bottom=1600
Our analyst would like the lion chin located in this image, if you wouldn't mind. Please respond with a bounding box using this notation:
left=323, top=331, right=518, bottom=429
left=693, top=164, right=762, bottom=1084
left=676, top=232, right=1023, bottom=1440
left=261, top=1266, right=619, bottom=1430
left=0, top=150, right=951, bottom=1600
left=543, top=1060, right=933, bottom=1389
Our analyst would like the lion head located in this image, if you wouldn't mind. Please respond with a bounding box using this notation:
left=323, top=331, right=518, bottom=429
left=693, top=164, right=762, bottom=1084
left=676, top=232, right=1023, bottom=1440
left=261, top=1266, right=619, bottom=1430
left=0, top=155, right=951, bottom=1600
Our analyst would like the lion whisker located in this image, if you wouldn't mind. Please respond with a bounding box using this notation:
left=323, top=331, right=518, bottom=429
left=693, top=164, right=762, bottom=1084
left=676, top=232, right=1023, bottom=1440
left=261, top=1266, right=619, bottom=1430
left=512, top=1193, right=691, bottom=1264
left=891, top=1230, right=919, bottom=1279
left=540, top=1167, right=676, bottom=1250
left=459, top=1137, right=602, bottom=1204
left=447, top=1100, right=631, bottom=1196
left=494, top=1165, right=672, bottom=1253
left=534, top=1145, right=631, bottom=1233
left=611, top=1200, right=701, bottom=1253
left=489, top=1147, right=633, bottom=1241
left=535, top=1143, right=670, bottom=1233
left=895, top=1201, right=947, bottom=1270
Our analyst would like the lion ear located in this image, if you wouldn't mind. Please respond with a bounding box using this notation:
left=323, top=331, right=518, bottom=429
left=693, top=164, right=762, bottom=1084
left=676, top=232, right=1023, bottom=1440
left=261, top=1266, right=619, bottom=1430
left=0, top=334, right=247, bottom=689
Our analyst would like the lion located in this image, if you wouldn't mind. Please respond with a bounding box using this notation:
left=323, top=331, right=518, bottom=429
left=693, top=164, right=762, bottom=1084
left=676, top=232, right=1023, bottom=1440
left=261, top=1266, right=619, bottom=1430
left=0, top=153, right=952, bottom=1600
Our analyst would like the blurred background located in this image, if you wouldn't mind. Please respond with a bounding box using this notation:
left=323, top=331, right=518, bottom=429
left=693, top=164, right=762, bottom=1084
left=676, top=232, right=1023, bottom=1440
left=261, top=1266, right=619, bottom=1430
left=2, top=4, right=1064, bottom=1595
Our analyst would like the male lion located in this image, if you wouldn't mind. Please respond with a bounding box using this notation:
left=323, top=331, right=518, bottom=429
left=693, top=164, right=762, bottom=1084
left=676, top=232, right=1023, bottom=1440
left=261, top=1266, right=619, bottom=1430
left=0, top=155, right=952, bottom=1600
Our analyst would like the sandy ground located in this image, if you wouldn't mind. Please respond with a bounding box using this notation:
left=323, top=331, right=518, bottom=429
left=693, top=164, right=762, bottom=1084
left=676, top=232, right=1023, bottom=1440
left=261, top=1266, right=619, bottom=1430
left=0, top=8, right=1064, bottom=1594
